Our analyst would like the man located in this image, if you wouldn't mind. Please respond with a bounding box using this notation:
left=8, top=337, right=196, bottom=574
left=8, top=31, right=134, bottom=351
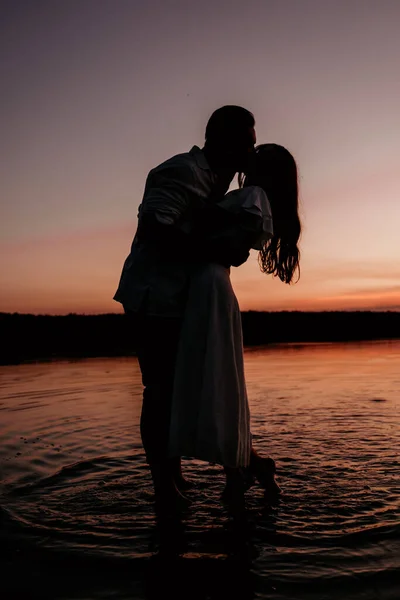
left=114, top=106, right=256, bottom=512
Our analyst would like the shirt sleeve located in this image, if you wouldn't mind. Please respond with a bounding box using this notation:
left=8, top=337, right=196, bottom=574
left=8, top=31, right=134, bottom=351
left=217, top=186, right=274, bottom=250
left=138, top=162, right=196, bottom=227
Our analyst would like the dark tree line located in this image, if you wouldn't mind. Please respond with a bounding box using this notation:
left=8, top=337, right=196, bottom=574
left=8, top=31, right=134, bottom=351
left=1, top=311, right=399, bottom=364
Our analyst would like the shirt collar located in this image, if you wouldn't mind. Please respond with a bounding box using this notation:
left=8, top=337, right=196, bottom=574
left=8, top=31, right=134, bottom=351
left=189, top=145, right=211, bottom=171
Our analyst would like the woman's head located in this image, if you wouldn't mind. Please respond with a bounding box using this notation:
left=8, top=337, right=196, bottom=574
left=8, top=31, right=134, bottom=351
left=244, top=144, right=301, bottom=284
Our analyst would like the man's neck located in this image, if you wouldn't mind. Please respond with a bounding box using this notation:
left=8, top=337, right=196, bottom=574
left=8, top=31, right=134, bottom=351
left=202, top=145, right=235, bottom=182
left=202, top=145, right=218, bottom=171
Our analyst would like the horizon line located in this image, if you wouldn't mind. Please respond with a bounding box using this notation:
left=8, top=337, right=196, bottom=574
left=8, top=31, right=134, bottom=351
left=2, top=309, right=400, bottom=317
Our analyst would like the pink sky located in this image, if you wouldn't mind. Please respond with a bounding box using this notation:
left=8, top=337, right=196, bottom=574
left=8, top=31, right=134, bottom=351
left=1, top=0, right=400, bottom=314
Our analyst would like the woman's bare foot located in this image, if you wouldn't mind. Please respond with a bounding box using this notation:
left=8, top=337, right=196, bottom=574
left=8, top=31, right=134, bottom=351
left=248, top=451, right=282, bottom=497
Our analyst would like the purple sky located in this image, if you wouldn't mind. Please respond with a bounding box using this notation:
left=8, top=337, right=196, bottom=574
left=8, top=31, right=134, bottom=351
left=1, top=0, right=400, bottom=313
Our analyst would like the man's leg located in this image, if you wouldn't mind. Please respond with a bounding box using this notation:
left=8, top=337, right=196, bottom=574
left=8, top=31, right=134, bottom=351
left=126, top=310, right=187, bottom=508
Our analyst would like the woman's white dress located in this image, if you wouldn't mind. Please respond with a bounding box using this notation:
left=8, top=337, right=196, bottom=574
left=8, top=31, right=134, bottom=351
left=168, top=186, right=273, bottom=468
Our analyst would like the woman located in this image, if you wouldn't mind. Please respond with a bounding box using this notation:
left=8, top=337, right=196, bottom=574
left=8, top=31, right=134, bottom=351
left=169, top=144, right=301, bottom=507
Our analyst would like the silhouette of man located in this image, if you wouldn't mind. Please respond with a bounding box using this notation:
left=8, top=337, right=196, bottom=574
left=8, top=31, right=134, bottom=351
left=114, top=106, right=256, bottom=511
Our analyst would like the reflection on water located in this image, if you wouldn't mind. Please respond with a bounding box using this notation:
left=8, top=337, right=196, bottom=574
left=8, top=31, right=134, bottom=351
left=1, top=341, right=399, bottom=599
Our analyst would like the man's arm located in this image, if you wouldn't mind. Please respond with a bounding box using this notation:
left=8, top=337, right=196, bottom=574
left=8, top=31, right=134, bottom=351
left=139, top=162, right=197, bottom=226
left=137, top=204, right=250, bottom=267
left=137, top=162, right=249, bottom=266
left=136, top=161, right=200, bottom=258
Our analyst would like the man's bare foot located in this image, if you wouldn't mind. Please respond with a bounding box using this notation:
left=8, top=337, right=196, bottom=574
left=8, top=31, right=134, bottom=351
left=174, top=474, right=194, bottom=492
left=151, top=461, right=192, bottom=516
left=155, top=482, right=192, bottom=516
left=221, top=483, right=246, bottom=519
left=169, top=457, right=194, bottom=492
left=222, top=467, right=246, bottom=517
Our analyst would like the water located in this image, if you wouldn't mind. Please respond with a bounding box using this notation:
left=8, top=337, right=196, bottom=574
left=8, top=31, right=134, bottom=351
left=1, top=341, right=399, bottom=599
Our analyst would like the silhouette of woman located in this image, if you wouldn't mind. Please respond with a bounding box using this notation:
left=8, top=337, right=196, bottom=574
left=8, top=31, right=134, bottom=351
left=169, top=144, right=302, bottom=509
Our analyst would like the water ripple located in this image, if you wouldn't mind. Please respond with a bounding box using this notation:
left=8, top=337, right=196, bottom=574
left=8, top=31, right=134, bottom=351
left=1, top=343, right=399, bottom=599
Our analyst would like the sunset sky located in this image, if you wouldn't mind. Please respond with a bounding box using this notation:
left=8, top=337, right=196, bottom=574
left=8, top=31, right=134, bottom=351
left=1, top=0, right=400, bottom=314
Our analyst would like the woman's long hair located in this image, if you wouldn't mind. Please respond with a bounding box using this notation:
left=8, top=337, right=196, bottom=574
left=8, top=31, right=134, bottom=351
left=242, top=144, right=301, bottom=284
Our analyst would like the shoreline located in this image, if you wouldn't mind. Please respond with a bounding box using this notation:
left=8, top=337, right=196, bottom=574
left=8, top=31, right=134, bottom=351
left=1, top=311, right=400, bottom=365
left=1, top=337, right=399, bottom=367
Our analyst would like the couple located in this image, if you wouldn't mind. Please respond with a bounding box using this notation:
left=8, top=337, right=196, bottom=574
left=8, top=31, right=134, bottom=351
left=114, top=106, right=301, bottom=514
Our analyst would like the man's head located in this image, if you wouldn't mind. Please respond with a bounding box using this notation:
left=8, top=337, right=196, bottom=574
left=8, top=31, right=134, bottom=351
left=204, top=105, right=256, bottom=174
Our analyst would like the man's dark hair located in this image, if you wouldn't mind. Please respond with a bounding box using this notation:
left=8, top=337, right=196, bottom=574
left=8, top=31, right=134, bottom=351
left=205, top=105, right=255, bottom=144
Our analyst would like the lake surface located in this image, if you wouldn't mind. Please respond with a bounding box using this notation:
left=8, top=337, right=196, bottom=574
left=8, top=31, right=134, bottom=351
left=1, top=341, right=399, bottom=600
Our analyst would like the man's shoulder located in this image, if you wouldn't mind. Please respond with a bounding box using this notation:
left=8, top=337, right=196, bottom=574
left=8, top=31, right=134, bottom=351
left=150, top=149, right=196, bottom=176
left=148, top=146, right=209, bottom=178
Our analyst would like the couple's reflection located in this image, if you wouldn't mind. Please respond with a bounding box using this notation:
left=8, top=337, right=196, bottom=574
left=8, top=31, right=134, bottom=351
left=145, top=502, right=279, bottom=600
